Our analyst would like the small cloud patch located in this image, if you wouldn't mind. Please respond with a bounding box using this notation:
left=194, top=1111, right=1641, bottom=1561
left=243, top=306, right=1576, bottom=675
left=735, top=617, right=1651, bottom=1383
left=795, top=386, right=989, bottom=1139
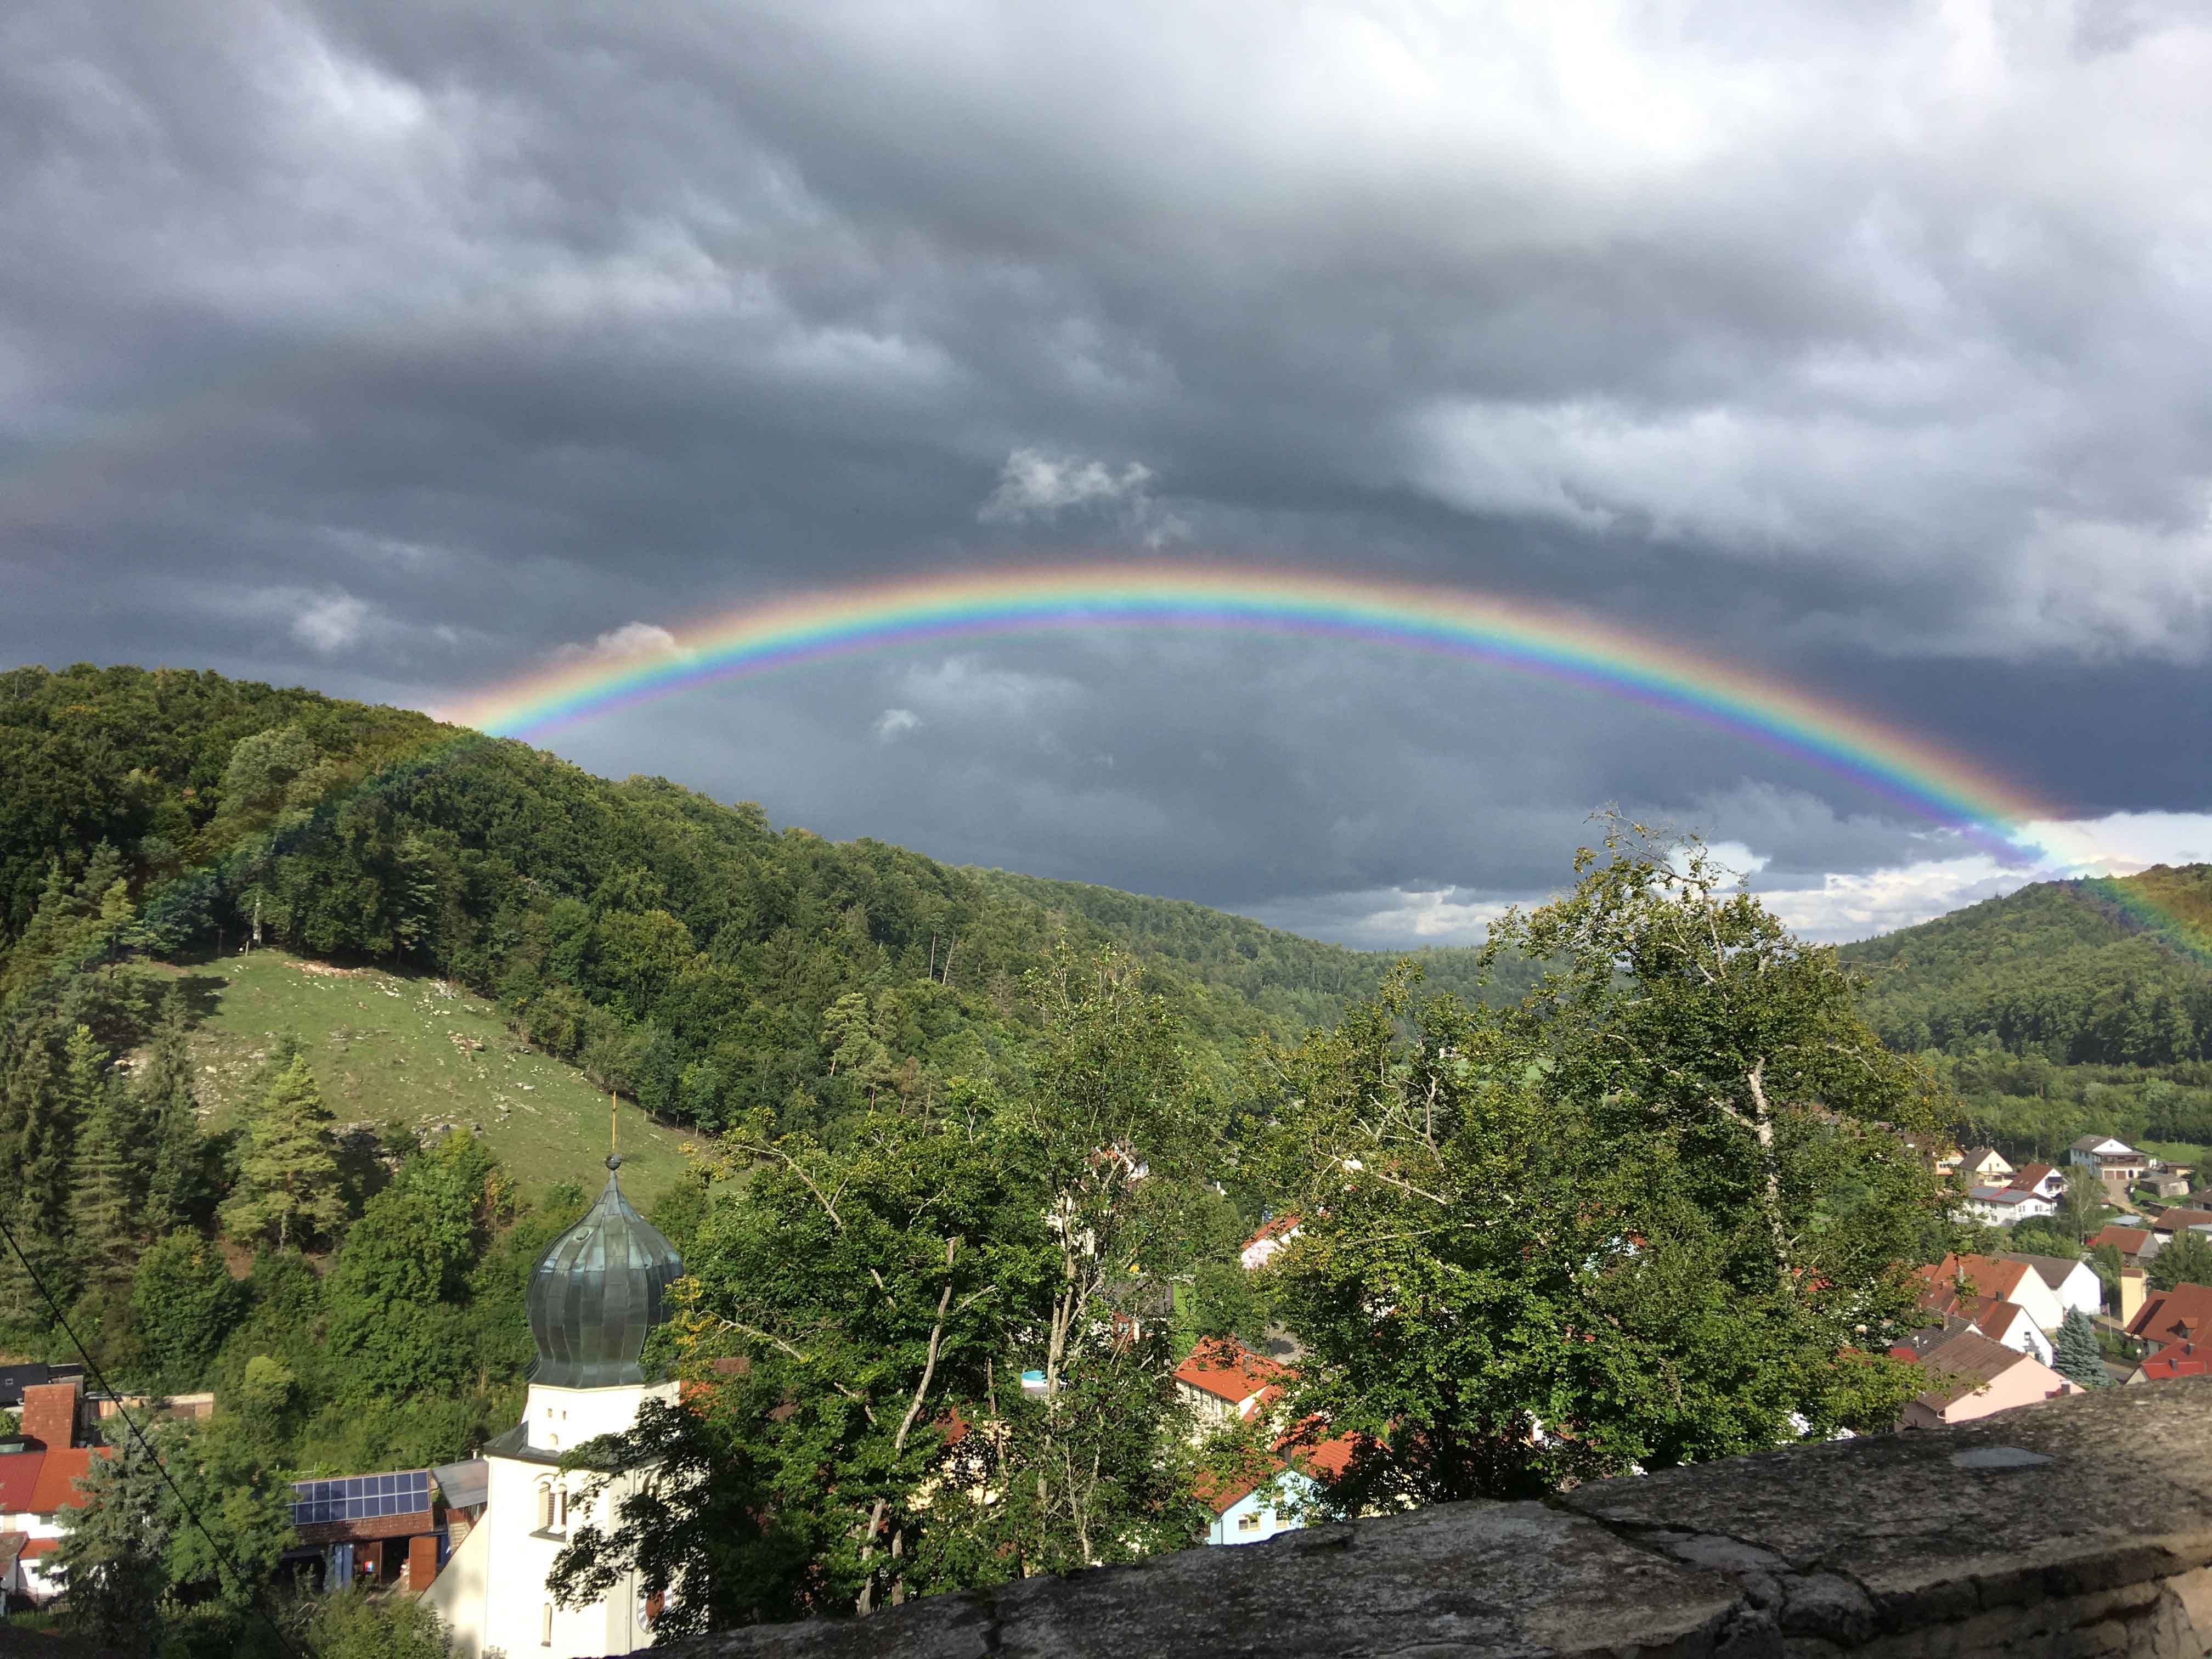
left=979, top=448, right=1187, bottom=548
left=292, top=592, right=374, bottom=653
left=552, top=621, right=682, bottom=664
left=874, top=707, right=922, bottom=742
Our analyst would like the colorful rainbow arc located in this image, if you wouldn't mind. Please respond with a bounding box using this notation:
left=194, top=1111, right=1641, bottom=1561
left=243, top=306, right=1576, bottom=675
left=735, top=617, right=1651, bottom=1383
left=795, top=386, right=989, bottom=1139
left=443, top=566, right=2055, bottom=860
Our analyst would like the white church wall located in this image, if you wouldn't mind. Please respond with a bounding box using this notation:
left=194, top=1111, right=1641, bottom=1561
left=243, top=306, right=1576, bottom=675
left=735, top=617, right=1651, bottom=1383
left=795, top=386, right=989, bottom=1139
left=421, top=1514, right=491, bottom=1659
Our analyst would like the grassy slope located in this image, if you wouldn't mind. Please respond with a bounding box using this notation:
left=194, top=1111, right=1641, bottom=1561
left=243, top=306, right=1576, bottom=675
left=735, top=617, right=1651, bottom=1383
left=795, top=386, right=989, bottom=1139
left=150, top=949, right=701, bottom=1203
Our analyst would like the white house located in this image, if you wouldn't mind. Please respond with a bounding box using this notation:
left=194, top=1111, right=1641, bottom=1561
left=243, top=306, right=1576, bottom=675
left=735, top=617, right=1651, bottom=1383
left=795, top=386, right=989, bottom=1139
left=1239, top=1215, right=1301, bottom=1271
left=1917, top=1255, right=2068, bottom=1334
left=1963, top=1184, right=2056, bottom=1226
left=2069, top=1135, right=2148, bottom=1198
left=1960, top=1148, right=2015, bottom=1183
left=424, top=1158, right=683, bottom=1658
left=2007, top=1254, right=2103, bottom=1324
left=0, top=1378, right=100, bottom=1609
left=1972, top=1299, right=2056, bottom=1368
left=1203, top=1462, right=1321, bottom=1547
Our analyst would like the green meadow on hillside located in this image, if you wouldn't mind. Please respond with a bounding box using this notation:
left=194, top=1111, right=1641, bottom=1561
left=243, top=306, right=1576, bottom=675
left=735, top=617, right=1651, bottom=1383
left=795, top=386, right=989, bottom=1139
left=150, top=949, right=701, bottom=1201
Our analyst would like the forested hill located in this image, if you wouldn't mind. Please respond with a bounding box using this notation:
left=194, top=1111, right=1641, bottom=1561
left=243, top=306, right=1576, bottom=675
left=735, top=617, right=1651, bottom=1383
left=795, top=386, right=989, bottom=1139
left=967, top=868, right=1534, bottom=1028
left=0, top=664, right=1526, bottom=1138
left=1839, top=867, right=2212, bottom=1068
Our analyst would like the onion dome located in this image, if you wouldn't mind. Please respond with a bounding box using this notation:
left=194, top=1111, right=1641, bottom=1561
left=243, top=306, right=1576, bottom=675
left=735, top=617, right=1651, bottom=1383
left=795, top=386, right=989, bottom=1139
left=526, top=1156, right=684, bottom=1389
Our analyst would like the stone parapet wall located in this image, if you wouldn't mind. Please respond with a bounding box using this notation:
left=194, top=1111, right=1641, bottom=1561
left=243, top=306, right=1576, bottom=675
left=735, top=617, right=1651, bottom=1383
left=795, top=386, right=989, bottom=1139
left=636, top=1380, right=2212, bottom=1659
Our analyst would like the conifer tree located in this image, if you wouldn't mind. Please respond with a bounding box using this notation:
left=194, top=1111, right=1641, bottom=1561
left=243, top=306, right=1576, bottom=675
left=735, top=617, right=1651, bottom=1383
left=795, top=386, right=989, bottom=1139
left=2053, top=1306, right=2110, bottom=1390
left=70, top=1081, right=141, bottom=1288
left=221, top=1054, right=346, bottom=1251
left=0, top=1022, right=97, bottom=1319
left=137, top=997, right=206, bottom=1233
left=52, top=1414, right=172, bottom=1658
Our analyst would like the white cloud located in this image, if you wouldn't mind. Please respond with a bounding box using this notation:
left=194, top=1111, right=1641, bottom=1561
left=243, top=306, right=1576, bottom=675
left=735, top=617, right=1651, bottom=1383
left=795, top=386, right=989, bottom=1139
left=873, top=707, right=922, bottom=741
left=978, top=448, right=1188, bottom=548
left=897, top=654, right=1083, bottom=721
left=1753, top=810, right=2212, bottom=943
left=292, top=591, right=374, bottom=653
left=1252, top=885, right=1517, bottom=950
left=551, top=621, right=682, bottom=664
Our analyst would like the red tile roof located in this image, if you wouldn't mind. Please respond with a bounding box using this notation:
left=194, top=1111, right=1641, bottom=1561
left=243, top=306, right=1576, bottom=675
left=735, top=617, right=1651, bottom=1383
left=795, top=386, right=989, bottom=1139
left=2129, top=1283, right=2212, bottom=1348
left=2090, top=1226, right=2150, bottom=1255
left=1285, top=1430, right=1361, bottom=1483
left=2140, top=1344, right=2212, bottom=1381
left=2008, top=1163, right=2057, bottom=1191
left=1242, top=1215, right=1301, bottom=1254
left=1916, top=1255, right=2036, bottom=1308
left=29, top=1448, right=99, bottom=1514
left=0, top=1452, right=43, bottom=1514
left=1194, top=1456, right=1279, bottom=1515
left=1174, top=1339, right=1286, bottom=1408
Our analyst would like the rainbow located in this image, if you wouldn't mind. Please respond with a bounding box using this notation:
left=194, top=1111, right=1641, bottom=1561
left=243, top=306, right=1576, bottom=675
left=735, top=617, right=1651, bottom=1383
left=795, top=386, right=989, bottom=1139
left=445, top=565, right=2055, bottom=859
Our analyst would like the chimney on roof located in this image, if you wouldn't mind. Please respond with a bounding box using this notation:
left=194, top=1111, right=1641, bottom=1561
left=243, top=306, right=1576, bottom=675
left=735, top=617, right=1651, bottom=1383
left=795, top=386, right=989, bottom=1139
left=19, top=1378, right=82, bottom=1450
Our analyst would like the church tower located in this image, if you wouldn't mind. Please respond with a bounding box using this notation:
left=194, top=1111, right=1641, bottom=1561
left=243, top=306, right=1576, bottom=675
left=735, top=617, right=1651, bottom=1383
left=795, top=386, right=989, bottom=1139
left=425, top=1156, right=684, bottom=1657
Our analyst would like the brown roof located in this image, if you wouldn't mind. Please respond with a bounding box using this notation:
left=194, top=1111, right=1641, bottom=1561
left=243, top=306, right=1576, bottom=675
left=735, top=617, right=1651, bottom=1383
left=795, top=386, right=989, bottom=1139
left=2129, top=1283, right=2212, bottom=1347
left=1911, top=1329, right=2030, bottom=1410
left=2152, top=1208, right=2212, bottom=1236
left=2091, top=1225, right=2151, bottom=1255
left=2008, top=1164, right=2057, bottom=1191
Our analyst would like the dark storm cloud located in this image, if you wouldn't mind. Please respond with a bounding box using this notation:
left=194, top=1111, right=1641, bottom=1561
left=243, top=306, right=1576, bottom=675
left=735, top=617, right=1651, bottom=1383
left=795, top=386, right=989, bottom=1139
left=4, top=1, right=2210, bottom=943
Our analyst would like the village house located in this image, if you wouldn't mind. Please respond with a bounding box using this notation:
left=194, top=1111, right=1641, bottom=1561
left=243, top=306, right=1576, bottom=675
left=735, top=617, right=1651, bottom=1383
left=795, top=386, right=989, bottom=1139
left=1914, top=1254, right=2068, bottom=1333
left=2090, top=1223, right=2154, bottom=1268
left=1959, top=1147, right=2015, bottom=1184
left=2006, top=1163, right=2067, bottom=1201
left=2068, top=1135, right=2149, bottom=1200
left=0, top=1378, right=103, bottom=1608
left=2125, top=1282, right=2212, bottom=1376
left=1197, top=1431, right=1358, bottom=1548
left=2006, top=1254, right=2104, bottom=1323
left=1895, top=1329, right=2080, bottom=1427
left=1239, top=1215, right=1301, bottom=1272
left=1173, top=1338, right=1286, bottom=1430
left=1962, top=1183, right=2056, bottom=1225
left=2147, top=1206, right=2212, bottom=1252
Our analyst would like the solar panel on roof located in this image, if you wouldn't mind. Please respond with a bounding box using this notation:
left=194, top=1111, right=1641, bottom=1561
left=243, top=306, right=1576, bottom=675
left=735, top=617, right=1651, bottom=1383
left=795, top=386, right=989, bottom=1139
left=289, top=1469, right=431, bottom=1528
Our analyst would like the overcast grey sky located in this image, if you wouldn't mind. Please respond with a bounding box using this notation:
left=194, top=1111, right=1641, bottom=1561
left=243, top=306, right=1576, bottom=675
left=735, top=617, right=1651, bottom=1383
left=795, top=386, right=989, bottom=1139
left=5, top=2, right=2211, bottom=944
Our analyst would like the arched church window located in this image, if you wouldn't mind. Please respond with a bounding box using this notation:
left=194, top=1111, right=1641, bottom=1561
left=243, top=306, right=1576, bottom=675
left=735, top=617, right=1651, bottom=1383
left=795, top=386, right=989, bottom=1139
left=537, top=1483, right=554, bottom=1531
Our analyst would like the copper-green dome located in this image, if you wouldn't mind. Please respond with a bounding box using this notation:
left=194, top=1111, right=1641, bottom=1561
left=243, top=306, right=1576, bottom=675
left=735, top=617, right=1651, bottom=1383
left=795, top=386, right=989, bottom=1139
left=526, top=1158, right=684, bottom=1389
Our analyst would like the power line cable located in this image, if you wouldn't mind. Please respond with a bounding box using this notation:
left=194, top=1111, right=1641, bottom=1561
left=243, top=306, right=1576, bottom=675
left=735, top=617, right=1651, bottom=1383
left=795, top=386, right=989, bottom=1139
left=0, top=1206, right=311, bottom=1659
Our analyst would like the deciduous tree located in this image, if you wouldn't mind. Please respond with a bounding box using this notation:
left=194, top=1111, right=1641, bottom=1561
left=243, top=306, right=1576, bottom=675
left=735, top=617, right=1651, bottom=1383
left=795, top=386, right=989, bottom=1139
left=1255, top=828, right=1946, bottom=1510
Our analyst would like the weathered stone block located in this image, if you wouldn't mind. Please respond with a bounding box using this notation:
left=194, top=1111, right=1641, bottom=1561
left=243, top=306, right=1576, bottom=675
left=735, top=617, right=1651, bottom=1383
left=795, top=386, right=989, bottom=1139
left=640, top=1378, right=2212, bottom=1659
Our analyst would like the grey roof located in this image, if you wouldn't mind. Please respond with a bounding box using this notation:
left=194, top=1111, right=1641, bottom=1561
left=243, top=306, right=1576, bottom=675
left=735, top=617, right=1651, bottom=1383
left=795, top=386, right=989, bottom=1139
left=432, top=1459, right=489, bottom=1510
left=524, top=1157, right=683, bottom=1389
left=2006, top=1253, right=2087, bottom=1291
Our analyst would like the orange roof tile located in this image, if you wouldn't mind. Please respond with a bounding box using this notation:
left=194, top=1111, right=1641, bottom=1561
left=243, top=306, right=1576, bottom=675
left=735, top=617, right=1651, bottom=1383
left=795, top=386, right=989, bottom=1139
left=1194, top=1456, right=1279, bottom=1515
left=0, top=1452, right=43, bottom=1514
left=1174, top=1338, right=1287, bottom=1407
left=28, top=1448, right=99, bottom=1514
left=2091, top=1226, right=2150, bottom=1254
left=1242, top=1215, right=1301, bottom=1254
left=2129, top=1283, right=2212, bottom=1347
